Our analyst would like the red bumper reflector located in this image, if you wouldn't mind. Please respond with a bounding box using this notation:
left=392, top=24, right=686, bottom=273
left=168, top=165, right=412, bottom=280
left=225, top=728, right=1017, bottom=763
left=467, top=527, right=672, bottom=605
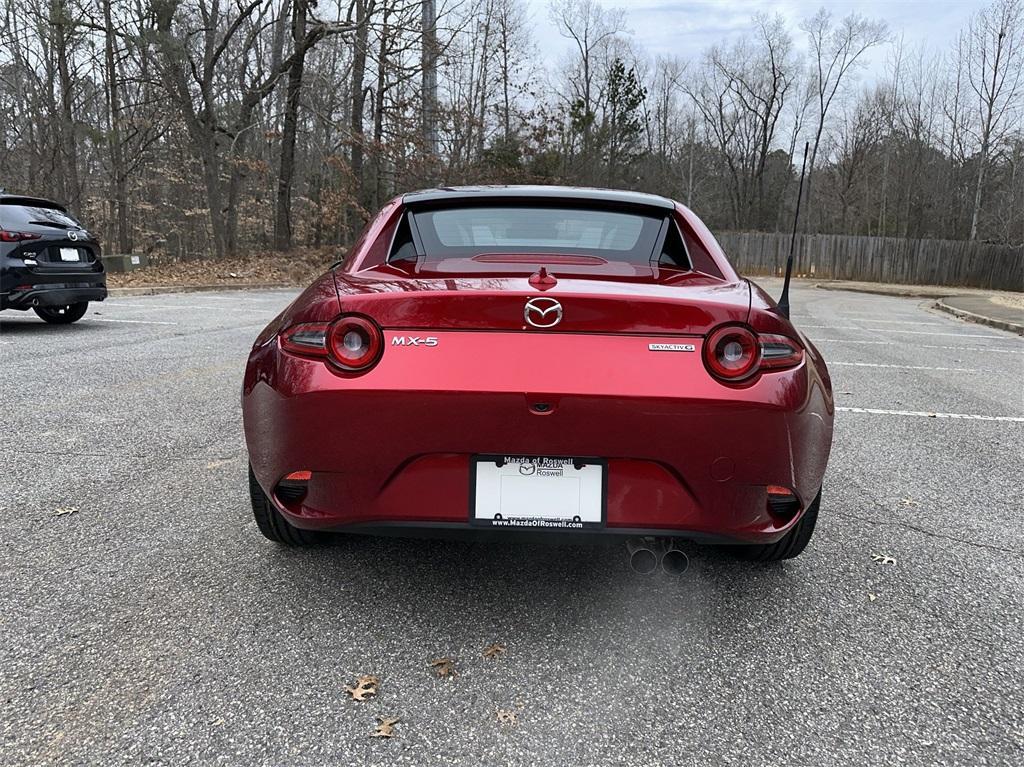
left=283, top=470, right=312, bottom=482
left=766, top=485, right=794, bottom=496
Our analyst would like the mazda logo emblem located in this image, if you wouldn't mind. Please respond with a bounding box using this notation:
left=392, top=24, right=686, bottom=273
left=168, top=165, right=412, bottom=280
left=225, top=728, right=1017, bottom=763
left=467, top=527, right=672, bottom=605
left=68, top=230, right=79, bottom=241
left=524, top=297, right=563, bottom=328
left=519, top=462, right=537, bottom=475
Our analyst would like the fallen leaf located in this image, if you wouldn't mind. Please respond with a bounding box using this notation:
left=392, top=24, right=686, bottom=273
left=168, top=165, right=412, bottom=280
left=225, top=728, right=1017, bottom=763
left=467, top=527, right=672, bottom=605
left=371, top=717, right=399, bottom=738
left=496, top=709, right=517, bottom=726
left=871, top=554, right=896, bottom=565
left=430, top=658, right=457, bottom=678
left=54, top=506, right=79, bottom=517
left=345, top=674, right=379, bottom=701
left=482, top=642, right=506, bottom=659
left=868, top=593, right=877, bottom=602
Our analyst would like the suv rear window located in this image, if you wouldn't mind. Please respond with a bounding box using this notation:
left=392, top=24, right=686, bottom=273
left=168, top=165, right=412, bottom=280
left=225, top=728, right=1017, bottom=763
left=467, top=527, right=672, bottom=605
left=0, top=202, right=79, bottom=229
left=410, top=205, right=667, bottom=264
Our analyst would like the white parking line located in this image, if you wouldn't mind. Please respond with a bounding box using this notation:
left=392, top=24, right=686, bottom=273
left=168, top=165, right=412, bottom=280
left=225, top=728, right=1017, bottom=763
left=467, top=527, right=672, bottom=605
left=830, top=361, right=978, bottom=372
left=837, top=406, right=1024, bottom=422
left=801, top=325, right=1003, bottom=339
left=838, top=318, right=949, bottom=326
left=814, top=339, right=1024, bottom=354
left=105, top=301, right=276, bottom=312
left=85, top=317, right=178, bottom=325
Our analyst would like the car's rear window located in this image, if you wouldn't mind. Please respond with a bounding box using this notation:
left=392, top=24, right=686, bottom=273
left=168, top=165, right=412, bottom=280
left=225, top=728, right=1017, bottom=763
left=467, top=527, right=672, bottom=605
left=411, top=205, right=666, bottom=263
left=0, top=203, right=79, bottom=229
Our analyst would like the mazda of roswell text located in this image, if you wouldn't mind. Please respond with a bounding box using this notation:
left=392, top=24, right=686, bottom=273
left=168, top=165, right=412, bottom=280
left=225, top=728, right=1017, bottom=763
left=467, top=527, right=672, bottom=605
left=242, top=186, right=834, bottom=563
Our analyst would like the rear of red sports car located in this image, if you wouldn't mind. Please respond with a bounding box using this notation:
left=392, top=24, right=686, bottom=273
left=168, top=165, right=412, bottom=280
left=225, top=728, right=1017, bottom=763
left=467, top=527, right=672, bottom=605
left=243, top=186, right=833, bottom=563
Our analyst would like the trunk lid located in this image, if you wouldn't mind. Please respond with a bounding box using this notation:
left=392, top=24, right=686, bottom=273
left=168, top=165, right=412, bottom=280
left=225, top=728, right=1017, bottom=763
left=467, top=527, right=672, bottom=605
left=334, top=262, right=750, bottom=336
left=1, top=200, right=100, bottom=270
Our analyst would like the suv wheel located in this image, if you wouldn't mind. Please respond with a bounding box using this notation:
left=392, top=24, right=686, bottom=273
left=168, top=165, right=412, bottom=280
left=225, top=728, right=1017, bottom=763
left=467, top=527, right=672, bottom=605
left=34, top=302, right=89, bottom=324
left=248, top=465, right=323, bottom=546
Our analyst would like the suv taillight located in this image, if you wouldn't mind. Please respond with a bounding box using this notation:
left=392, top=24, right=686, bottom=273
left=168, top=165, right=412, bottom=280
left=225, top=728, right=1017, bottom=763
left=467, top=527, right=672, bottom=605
left=703, top=325, right=803, bottom=382
left=0, top=231, right=42, bottom=242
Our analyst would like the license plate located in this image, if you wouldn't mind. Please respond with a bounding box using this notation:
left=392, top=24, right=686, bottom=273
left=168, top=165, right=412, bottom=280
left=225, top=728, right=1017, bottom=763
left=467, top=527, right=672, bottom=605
left=471, top=455, right=605, bottom=530
left=59, top=248, right=80, bottom=262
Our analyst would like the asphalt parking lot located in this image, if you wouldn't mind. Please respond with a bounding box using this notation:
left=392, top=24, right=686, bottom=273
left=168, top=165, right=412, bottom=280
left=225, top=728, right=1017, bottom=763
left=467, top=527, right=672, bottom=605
left=1, top=282, right=1022, bottom=766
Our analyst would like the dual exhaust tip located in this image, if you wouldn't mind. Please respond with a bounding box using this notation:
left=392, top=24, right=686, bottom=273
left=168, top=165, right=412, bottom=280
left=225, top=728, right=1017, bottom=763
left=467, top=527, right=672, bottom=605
left=626, top=538, right=689, bottom=576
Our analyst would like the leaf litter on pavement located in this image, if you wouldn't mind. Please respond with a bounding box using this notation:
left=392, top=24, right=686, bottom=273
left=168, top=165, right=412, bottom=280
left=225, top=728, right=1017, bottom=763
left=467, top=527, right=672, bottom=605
left=429, top=657, right=457, bottom=678
left=344, top=674, right=379, bottom=701
left=370, top=717, right=400, bottom=738
left=482, top=642, right=506, bottom=659
left=496, top=709, right=517, bottom=727
left=357, top=640, right=515, bottom=741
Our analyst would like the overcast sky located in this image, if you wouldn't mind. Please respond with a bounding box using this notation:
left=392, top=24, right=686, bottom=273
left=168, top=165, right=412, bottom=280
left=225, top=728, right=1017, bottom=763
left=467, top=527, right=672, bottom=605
left=525, top=0, right=989, bottom=81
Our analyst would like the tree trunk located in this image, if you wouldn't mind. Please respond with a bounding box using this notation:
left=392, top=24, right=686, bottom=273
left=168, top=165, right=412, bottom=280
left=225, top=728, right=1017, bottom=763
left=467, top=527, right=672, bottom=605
left=350, top=0, right=371, bottom=217
left=275, top=0, right=310, bottom=251
left=102, top=0, right=130, bottom=252
left=373, top=7, right=390, bottom=210
left=421, top=0, right=438, bottom=169
left=970, top=142, right=989, bottom=241
left=53, top=2, right=80, bottom=211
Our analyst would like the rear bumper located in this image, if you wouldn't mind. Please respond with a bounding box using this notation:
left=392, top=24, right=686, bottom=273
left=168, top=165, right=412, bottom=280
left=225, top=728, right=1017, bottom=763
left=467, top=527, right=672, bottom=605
left=1, top=284, right=107, bottom=310
left=1, top=262, right=107, bottom=310
left=243, top=333, right=834, bottom=545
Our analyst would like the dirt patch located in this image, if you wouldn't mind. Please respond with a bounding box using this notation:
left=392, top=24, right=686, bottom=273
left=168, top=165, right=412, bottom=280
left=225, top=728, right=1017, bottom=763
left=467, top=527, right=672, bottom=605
left=990, top=294, right=1024, bottom=311
left=106, top=249, right=341, bottom=289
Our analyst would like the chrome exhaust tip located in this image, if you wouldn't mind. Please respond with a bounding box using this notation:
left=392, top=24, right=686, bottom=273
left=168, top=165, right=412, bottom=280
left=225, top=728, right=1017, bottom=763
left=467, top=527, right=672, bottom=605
left=660, top=546, right=689, bottom=576
left=625, top=538, right=658, bottom=575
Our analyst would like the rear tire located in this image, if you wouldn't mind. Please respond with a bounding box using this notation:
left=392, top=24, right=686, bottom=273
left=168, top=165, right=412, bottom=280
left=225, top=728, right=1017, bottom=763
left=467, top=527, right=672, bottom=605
left=248, top=465, right=322, bottom=546
left=736, top=488, right=821, bottom=562
left=34, top=302, right=89, bottom=324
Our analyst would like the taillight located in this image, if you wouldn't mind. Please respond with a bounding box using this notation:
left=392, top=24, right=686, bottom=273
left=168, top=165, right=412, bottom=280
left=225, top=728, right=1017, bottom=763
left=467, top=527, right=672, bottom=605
left=279, top=315, right=384, bottom=374
left=326, top=315, right=383, bottom=371
left=703, top=325, right=803, bottom=382
left=0, top=231, right=42, bottom=242
left=280, top=322, right=330, bottom=357
left=759, top=334, right=804, bottom=370
left=703, top=325, right=760, bottom=381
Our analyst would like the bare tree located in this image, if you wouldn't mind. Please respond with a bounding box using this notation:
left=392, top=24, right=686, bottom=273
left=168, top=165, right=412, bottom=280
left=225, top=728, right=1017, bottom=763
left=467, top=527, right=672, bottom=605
left=801, top=9, right=888, bottom=226
left=964, top=0, right=1024, bottom=240
left=550, top=0, right=625, bottom=181
left=1, top=0, right=1022, bottom=258
left=421, top=0, right=439, bottom=163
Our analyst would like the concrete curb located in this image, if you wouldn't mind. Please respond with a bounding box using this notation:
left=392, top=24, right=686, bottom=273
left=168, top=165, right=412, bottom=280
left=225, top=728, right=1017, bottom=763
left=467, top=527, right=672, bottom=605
left=813, top=281, right=956, bottom=299
left=933, top=299, right=1024, bottom=336
left=108, top=282, right=293, bottom=297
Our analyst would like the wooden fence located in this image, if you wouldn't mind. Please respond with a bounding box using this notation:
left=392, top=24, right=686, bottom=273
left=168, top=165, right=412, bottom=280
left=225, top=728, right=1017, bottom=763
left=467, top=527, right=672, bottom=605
left=717, top=232, right=1023, bottom=291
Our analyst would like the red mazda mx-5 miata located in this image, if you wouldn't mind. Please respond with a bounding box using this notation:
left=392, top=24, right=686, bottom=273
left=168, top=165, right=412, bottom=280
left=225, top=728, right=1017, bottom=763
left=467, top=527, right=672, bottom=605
left=242, top=186, right=833, bottom=567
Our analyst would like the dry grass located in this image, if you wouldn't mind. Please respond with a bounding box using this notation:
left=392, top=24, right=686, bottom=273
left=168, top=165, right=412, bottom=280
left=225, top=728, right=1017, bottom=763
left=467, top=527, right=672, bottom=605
left=106, top=248, right=341, bottom=289
left=990, top=294, right=1024, bottom=311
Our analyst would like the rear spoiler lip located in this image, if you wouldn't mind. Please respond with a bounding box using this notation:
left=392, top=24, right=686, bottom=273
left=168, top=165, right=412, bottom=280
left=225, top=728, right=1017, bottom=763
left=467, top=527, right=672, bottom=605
left=0, top=195, right=67, bottom=212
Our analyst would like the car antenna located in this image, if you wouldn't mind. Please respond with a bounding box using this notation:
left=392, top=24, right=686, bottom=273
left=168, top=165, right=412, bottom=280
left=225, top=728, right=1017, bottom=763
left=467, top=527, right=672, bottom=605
left=777, top=141, right=809, bottom=320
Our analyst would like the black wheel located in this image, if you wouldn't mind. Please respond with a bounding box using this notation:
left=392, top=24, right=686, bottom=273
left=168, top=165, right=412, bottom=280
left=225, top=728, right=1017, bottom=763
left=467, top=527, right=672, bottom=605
left=736, top=488, right=821, bottom=562
left=248, top=465, right=322, bottom=546
left=33, top=302, right=89, bottom=324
